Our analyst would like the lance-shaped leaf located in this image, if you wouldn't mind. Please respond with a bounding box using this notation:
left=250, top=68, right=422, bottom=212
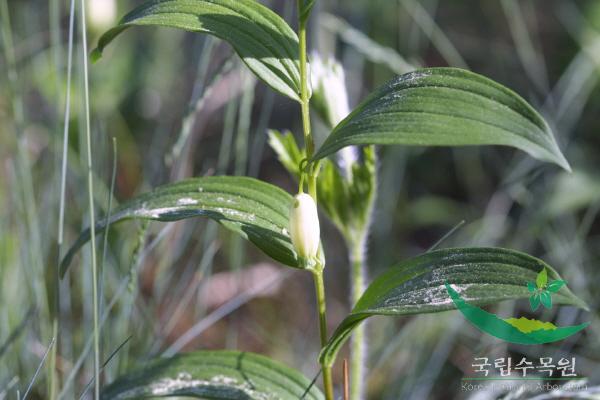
left=312, top=68, right=570, bottom=171
left=320, top=247, right=587, bottom=367
left=92, top=0, right=302, bottom=101
left=102, top=350, right=324, bottom=399
left=60, top=176, right=299, bottom=277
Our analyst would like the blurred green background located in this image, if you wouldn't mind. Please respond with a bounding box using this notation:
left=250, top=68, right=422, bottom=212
left=1, top=0, right=599, bottom=398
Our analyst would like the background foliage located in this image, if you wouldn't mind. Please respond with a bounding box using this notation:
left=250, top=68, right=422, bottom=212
left=1, top=0, right=599, bottom=398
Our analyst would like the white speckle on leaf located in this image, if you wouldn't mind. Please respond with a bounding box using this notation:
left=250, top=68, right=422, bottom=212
left=177, top=372, right=192, bottom=380
left=135, top=206, right=180, bottom=218
left=177, top=197, right=198, bottom=206
left=113, top=373, right=279, bottom=400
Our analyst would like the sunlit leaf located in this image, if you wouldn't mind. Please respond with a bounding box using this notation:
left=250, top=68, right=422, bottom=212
left=61, top=176, right=300, bottom=277
left=92, top=0, right=302, bottom=101
left=267, top=130, right=304, bottom=175
left=102, top=350, right=324, bottom=399
left=312, top=68, right=571, bottom=171
left=320, top=247, right=587, bottom=367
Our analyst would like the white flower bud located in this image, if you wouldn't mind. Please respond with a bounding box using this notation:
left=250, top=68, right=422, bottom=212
left=311, top=53, right=358, bottom=179
left=289, top=193, right=320, bottom=261
left=310, top=53, right=350, bottom=128
left=87, top=0, right=117, bottom=31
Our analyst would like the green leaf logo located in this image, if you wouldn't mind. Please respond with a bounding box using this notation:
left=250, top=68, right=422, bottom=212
left=530, top=293, right=541, bottom=311
left=540, top=291, right=553, bottom=309
left=527, top=268, right=566, bottom=311
left=446, top=283, right=589, bottom=345
left=536, top=268, right=548, bottom=288
left=547, top=280, right=566, bottom=292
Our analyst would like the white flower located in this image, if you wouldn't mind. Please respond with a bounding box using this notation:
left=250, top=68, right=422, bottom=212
left=87, top=0, right=117, bottom=30
left=289, top=193, right=320, bottom=261
left=310, top=53, right=350, bottom=128
left=311, top=53, right=358, bottom=179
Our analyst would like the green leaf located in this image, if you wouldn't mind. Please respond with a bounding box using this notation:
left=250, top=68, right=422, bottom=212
left=530, top=293, right=541, bottom=311
left=540, top=290, right=553, bottom=309
left=61, top=176, right=299, bottom=277
left=101, top=350, right=324, bottom=399
left=92, top=0, right=302, bottom=101
left=536, top=267, right=548, bottom=288
left=312, top=68, right=571, bottom=171
left=267, top=130, right=304, bottom=175
left=319, top=146, right=377, bottom=242
left=547, top=280, right=566, bottom=293
left=527, top=282, right=536, bottom=293
left=320, top=247, right=587, bottom=367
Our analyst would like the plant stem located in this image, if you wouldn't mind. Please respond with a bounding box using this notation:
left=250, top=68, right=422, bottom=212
left=347, top=146, right=377, bottom=400
left=53, top=1, right=76, bottom=397
left=297, top=3, right=334, bottom=399
left=297, top=10, right=318, bottom=200
left=79, top=1, right=101, bottom=398
left=313, top=269, right=334, bottom=400
left=298, top=20, right=313, bottom=158
left=349, top=238, right=367, bottom=400
left=49, top=0, right=61, bottom=396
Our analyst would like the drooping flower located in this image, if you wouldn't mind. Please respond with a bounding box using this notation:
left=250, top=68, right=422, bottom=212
left=310, top=53, right=358, bottom=179
left=289, top=193, right=320, bottom=262
left=310, top=53, right=350, bottom=129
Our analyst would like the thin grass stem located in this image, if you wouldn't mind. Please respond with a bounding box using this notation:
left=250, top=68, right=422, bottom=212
left=78, top=0, right=100, bottom=397
left=22, top=338, right=56, bottom=400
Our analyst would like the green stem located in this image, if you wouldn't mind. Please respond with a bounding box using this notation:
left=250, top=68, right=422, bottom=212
left=298, top=20, right=313, bottom=158
left=313, top=270, right=334, bottom=400
left=49, top=0, right=61, bottom=396
left=297, top=3, right=334, bottom=399
left=349, top=238, right=367, bottom=400
left=297, top=9, right=318, bottom=201
left=79, top=1, right=100, bottom=397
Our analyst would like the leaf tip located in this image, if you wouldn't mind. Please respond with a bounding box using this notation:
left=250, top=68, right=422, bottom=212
left=90, top=47, right=103, bottom=63
left=59, top=257, right=71, bottom=279
left=556, top=153, right=572, bottom=173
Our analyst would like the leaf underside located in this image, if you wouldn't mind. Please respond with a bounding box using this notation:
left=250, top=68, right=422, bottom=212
left=101, top=350, right=324, bottom=399
left=60, top=176, right=299, bottom=277
left=312, top=68, right=570, bottom=171
left=320, top=247, right=587, bottom=367
left=92, top=0, right=301, bottom=101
